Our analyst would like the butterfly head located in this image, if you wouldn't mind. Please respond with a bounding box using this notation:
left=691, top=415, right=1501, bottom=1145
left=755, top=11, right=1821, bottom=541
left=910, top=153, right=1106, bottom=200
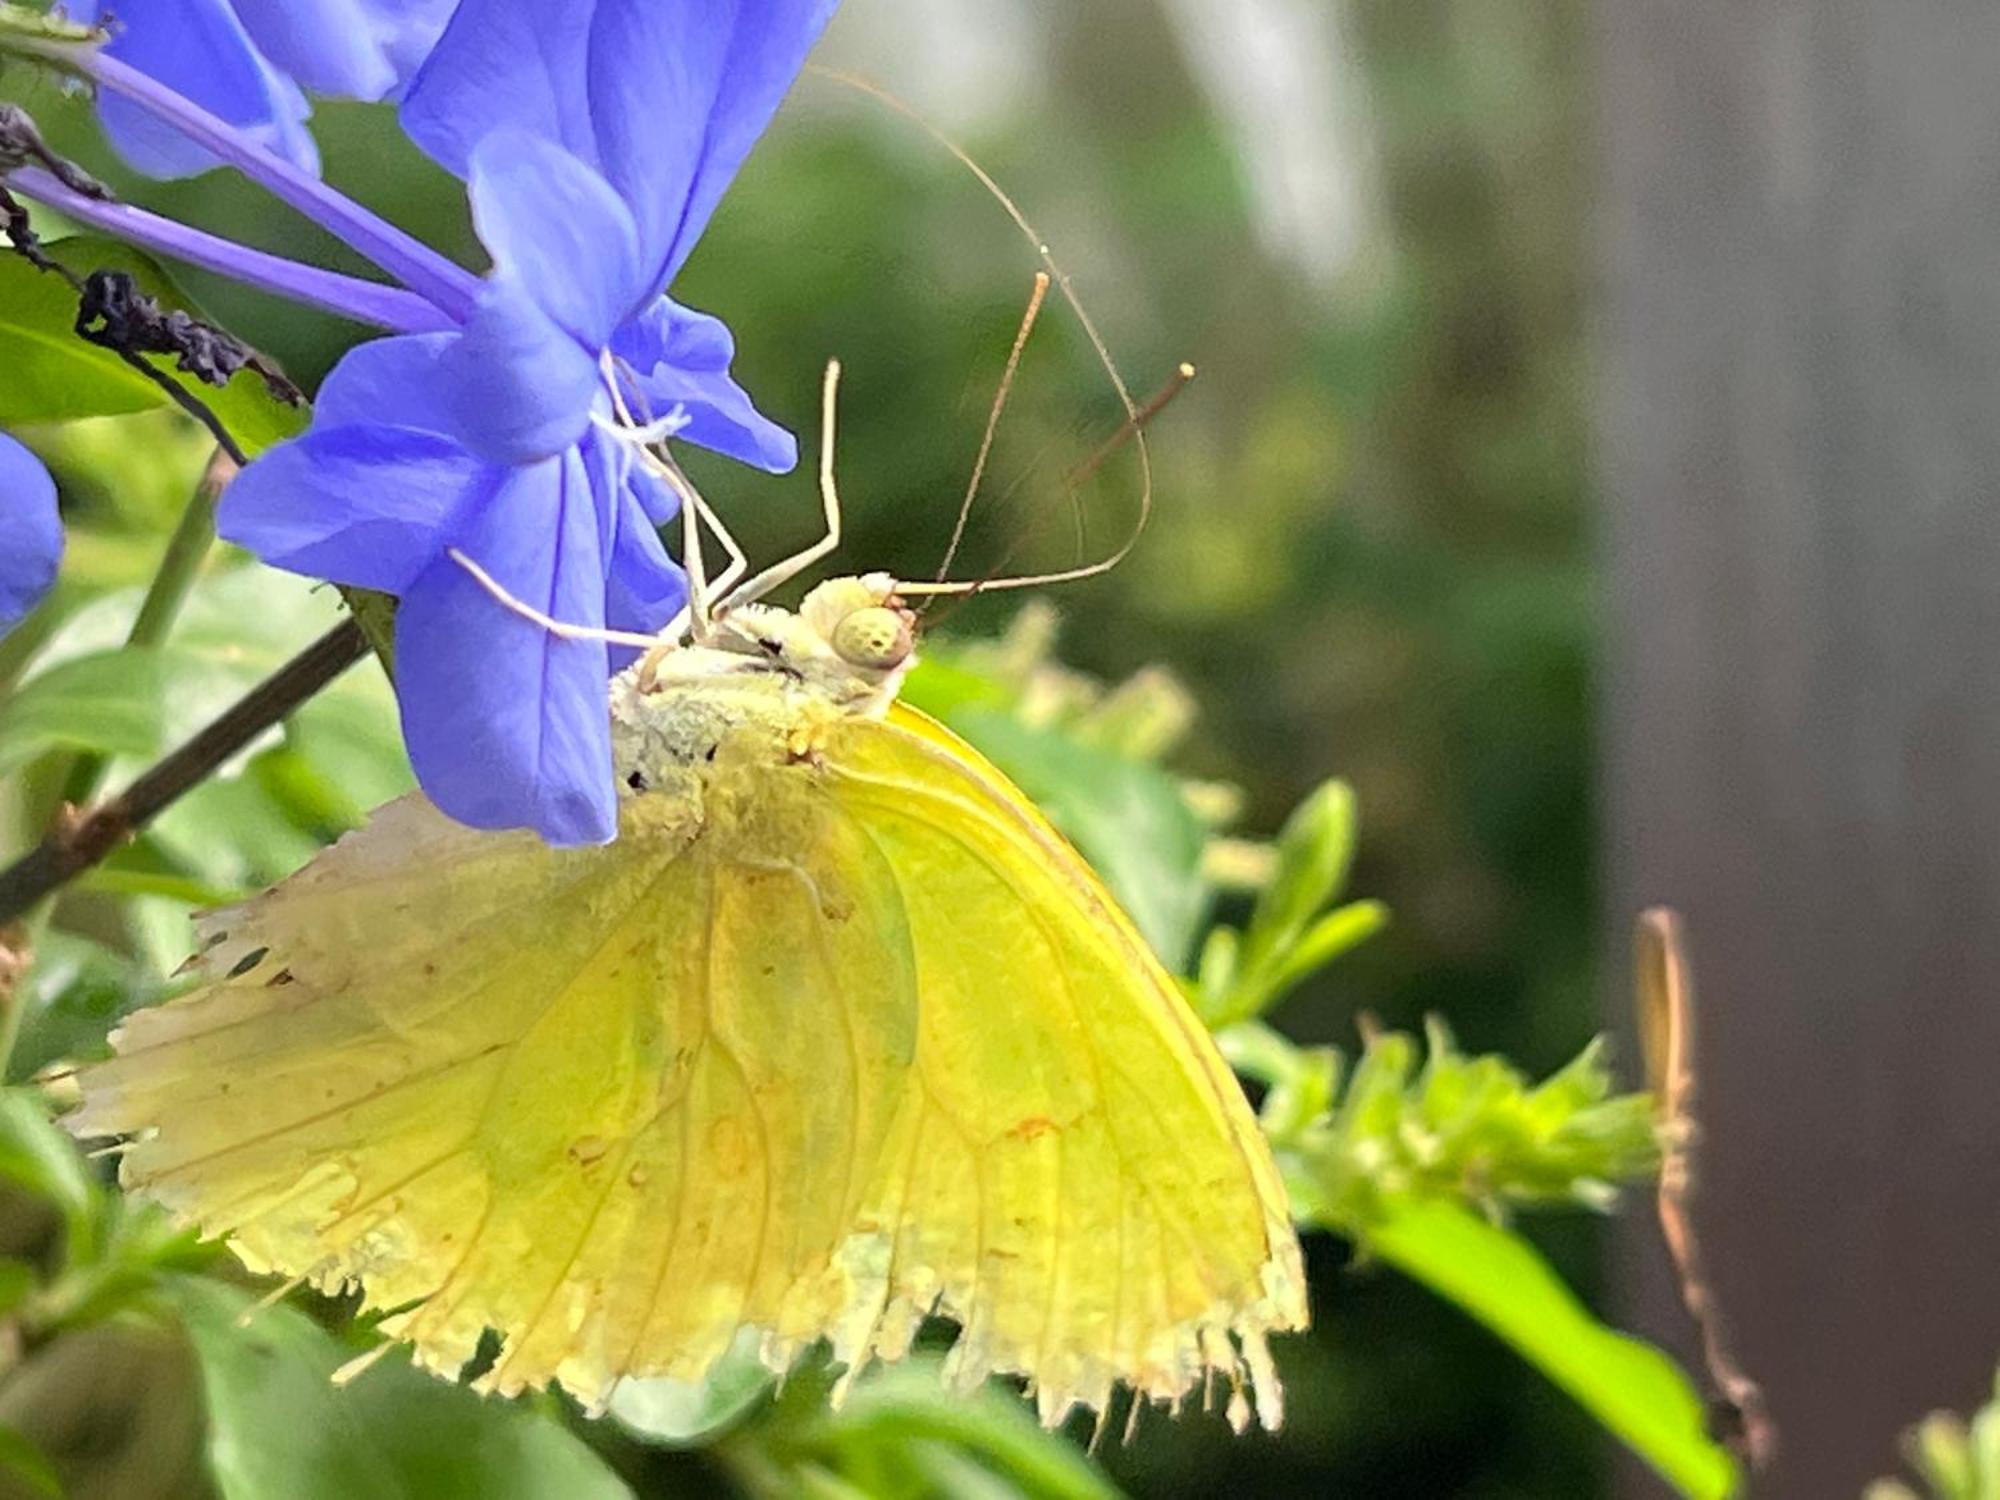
left=694, top=572, right=916, bottom=717
left=798, top=572, right=917, bottom=678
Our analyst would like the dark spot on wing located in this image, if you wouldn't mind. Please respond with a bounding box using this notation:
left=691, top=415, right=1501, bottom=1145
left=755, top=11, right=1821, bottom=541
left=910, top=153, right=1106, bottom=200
left=627, top=770, right=649, bottom=791
left=263, top=968, right=296, bottom=988
left=226, top=946, right=270, bottom=979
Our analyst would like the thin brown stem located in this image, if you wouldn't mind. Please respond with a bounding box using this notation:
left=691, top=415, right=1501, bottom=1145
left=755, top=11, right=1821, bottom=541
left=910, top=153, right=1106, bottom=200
left=0, top=619, right=369, bottom=926
left=1635, top=907, right=1777, bottom=1472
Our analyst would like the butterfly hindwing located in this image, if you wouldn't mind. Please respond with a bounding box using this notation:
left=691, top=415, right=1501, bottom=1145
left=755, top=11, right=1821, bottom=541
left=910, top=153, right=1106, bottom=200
left=70, top=699, right=1303, bottom=1426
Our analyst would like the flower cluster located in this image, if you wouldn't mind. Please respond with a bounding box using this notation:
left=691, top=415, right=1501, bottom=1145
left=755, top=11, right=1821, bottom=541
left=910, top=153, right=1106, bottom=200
left=59, top=0, right=457, bottom=176
left=2, top=0, right=840, bottom=842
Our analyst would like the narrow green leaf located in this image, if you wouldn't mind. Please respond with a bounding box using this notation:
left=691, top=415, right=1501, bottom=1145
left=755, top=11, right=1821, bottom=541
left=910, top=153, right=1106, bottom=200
left=1258, top=900, right=1390, bottom=1001
left=165, top=1276, right=632, bottom=1500
left=1238, top=780, right=1358, bottom=979
left=73, top=864, right=251, bottom=908
left=0, top=647, right=191, bottom=775
left=1365, top=1198, right=1739, bottom=1500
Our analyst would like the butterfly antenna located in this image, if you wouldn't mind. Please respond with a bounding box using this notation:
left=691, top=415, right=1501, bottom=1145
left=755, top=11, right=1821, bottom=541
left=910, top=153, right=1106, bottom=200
left=932, top=271, right=1052, bottom=591
left=810, top=66, right=1159, bottom=595
left=903, top=360, right=1198, bottom=602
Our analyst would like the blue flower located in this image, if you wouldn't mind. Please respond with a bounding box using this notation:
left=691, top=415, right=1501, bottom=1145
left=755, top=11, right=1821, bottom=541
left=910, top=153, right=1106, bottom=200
left=402, top=0, right=838, bottom=310
left=0, top=434, right=61, bottom=630
left=60, top=0, right=456, bottom=177
left=213, top=0, right=838, bottom=845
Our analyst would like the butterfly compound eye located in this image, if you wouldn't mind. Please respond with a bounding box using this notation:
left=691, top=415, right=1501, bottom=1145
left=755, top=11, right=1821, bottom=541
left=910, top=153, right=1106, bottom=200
left=830, top=605, right=914, bottom=671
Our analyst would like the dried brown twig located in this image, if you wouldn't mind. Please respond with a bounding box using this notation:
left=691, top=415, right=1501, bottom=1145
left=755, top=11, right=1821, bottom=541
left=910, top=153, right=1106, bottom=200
left=1636, top=907, right=1777, bottom=1473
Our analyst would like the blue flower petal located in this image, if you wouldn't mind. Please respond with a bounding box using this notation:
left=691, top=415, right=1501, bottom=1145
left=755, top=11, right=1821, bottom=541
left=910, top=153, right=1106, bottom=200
left=468, top=132, right=648, bottom=350
left=393, top=452, right=618, bottom=845
left=433, top=134, right=650, bottom=465
left=583, top=430, right=685, bottom=666
left=66, top=0, right=319, bottom=178
left=404, top=0, right=838, bottom=293
left=228, top=0, right=456, bottom=101
left=438, top=276, right=603, bottom=466
left=605, top=496, right=683, bottom=639
left=613, top=298, right=797, bottom=473
left=219, top=425, right=493, bottom=592
left=311, top=333, right=462, bottom=434
left=0, top=434, right=61, bottom=630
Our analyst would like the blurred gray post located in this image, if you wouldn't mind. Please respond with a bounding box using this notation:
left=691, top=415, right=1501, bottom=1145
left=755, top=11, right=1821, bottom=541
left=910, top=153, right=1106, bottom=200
left=1599, top=7, right=2000, bottom=1495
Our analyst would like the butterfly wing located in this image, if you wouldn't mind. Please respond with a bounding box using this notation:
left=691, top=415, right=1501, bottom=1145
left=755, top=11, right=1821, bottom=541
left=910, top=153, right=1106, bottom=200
left=71, top=701, right=1303, bottom=1426
left=808, top=703, right=1305, bottom=1426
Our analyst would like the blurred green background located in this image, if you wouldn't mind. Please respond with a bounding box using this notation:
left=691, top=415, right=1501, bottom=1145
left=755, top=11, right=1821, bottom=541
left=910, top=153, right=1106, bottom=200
left=3, top=1, right=1611, bottom=1493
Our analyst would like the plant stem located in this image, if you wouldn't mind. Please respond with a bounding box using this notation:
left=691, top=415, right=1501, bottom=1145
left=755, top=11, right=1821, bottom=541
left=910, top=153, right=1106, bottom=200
left=6, top=168, right=452, bottom=333
left=0, top=618, right=369, bottom=931
left=57, top=450, right=232, bottom=811
left=2, top=39, right=479, bottom=321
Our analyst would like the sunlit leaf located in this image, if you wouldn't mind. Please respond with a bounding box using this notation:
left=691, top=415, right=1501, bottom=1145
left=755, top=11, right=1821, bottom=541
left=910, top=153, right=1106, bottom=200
left=1364, top=1198, right=1738, bottom=1500
left=0, top=237, right=306, bottom=455
left=0, top=647, right=200, bottom=775
left=0, top=252, right=166, bottom=422
left=1239, top=781, right=1358, bottom=980
left=785, top=1361, right=1122, bottom=1500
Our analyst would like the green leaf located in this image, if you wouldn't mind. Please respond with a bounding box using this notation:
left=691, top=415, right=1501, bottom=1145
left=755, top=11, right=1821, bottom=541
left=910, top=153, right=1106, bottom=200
left=18, top=564, right=409, bottom=893
left=0, top=1089, right=97, bottom=1252
left=1258, top=900, right=1390, bottom=1002
left=0, top=1424, right=64, bottom=1499
left=11, top=929, right=162, bottom=1079
left=1364, top=1198, right=1739, bottom=1500
left=941, top=707, right=1209, bottom=967
left=165, top=1276, right=632, bottom=1500
left=0, top=237, right=306, bottom=454
left=0, top=253, right=165, bottom=423
left=0, top=647, right=196, bottom=775
left=899, top=656, right=1014, bottom=721
left=1233, top=780, right=1356, bottom=982
left=814, top=1365, right=1121, bottom=1500
left=0, top=1257, right=39, bottom=1317
left=608, top=1330, right=773, bottom=1446
left=0, top=3, right=97, bottom=47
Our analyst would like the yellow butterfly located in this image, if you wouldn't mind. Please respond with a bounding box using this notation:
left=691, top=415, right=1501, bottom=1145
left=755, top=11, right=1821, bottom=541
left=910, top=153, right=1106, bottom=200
left=67, top=359, right=1306, bottom=1432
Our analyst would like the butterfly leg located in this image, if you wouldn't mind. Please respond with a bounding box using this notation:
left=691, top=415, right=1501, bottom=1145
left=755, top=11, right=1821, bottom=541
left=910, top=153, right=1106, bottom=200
left=646, top=458, right=748, bottom=649
left=713, top=359, right=846, bottom=614
left=594, top=350, right=748, bottom=646
left=447, top=549, right=663, bottom=651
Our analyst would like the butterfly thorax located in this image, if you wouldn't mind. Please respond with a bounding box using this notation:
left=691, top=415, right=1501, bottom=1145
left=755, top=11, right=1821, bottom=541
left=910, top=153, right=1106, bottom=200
left=609, top=574, right=917, bottom=830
